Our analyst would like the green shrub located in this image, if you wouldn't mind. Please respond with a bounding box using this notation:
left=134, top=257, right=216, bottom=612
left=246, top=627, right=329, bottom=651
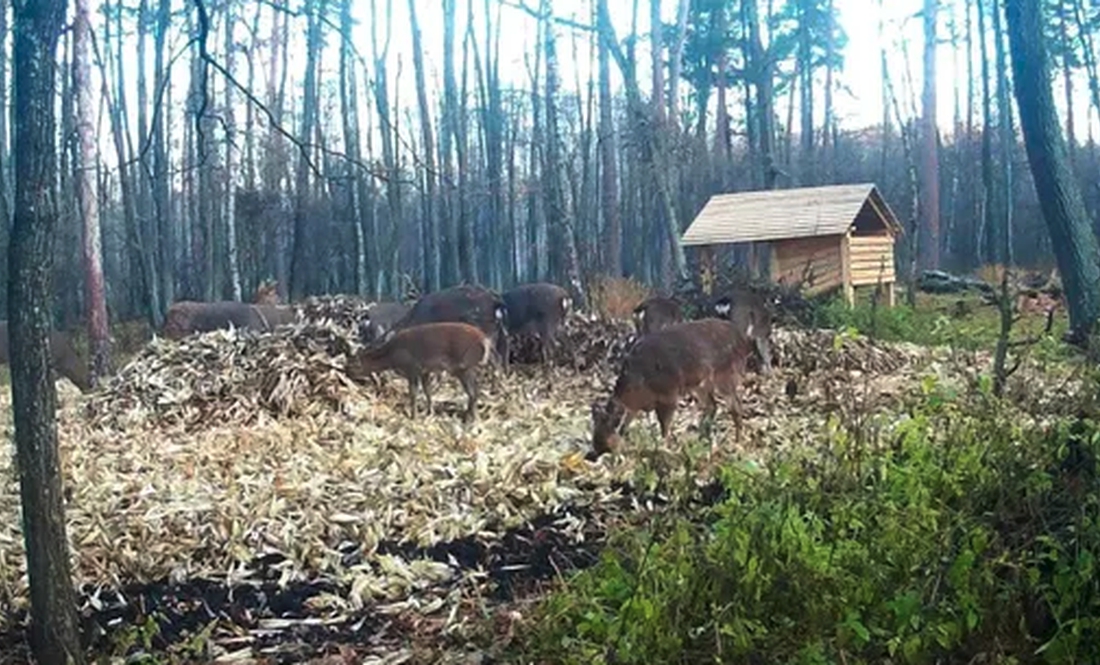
left=512, top=393, right=1100, bottom=664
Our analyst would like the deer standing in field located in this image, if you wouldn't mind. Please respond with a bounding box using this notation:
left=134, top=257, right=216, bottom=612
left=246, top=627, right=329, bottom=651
left=391, top=284, right=508, bottom=374
left=501, top=282, right=572, bottom=368
left=0, top=321, right=92, bottom=392
left=345, top=322, right=494, bottom=422
left=589, top=318, right=753, bottom=459
left=632, top=296, right=684, bottom=335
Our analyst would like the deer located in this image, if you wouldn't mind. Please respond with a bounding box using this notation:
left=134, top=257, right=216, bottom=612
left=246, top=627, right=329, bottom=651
left=345, top=321, right=494, bottom=422
left=391, top=284, right=509, bottom=373
left=501, top=282, right=572, bottom=367
left=632, top=296, right=684, bottom=335
left=160, top=301, right=298, bottom=340
left=589, top=318, right=753, bottom=459
left=0, top=321, right=92, bottom=392
left=713, top=288, right=776, bottom=375
left=357, top=301, right=411, bottom=346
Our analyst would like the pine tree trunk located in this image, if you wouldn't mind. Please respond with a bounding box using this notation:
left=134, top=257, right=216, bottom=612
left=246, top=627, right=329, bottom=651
left=1005, top=0, right=1100, bottom=337
left=10, top=0, right=84, bottom=660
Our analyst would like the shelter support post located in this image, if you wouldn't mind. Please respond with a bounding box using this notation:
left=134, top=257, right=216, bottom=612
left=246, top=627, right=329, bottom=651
left=699, top=245, right=715, bottom=295
left=840, top=232, right=854, bottom=307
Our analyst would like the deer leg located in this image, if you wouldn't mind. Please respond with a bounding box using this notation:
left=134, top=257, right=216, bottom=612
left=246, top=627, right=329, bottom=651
left=655, top=402, right=677, bottom=441
left=755, top=338, right=774, bottom=375
left=458, top=369, right=479, bottom=422
left=406, top=375, right=419, bottom=418
left=421, top=372, right=434, bottom=416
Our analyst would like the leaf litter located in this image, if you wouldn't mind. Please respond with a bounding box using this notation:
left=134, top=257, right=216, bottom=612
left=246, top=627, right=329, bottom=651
left=0, top=302, right=1084, bottom=662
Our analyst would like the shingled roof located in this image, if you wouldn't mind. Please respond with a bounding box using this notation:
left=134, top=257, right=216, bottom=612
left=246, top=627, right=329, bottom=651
left=680, top=183, right=903, bottom=247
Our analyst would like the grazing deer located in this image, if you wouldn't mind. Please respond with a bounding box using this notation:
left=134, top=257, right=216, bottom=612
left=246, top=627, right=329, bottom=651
left=345, top=322, right=494, bottom=422
left=392, top=284, right=508, bottom=371
left=589, top=318, right=753, bottom=459
left=501, top=282, right=572, bottom=367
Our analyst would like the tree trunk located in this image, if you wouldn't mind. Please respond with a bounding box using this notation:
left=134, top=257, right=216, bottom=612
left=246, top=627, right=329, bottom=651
left=992, top=0, right=1014, bottom=265
left=340, top=0, right=367, bottom=296
left=408, top=0, right=439, bottom=291
left=920, top=0, right=940, bottom=270
left=668, top=0, right=690, bottom=127
left=650, top=0, right=665, bottom=124
left=978, top=0, right=995, bottom=265
left=597, top=0, right=621, bottom=276
left=289, top=0, right=321, bottom=299
left=1005, top=0, right=1100, bottom=337
left=153, top=0, right=173, bottom=314
left=223, top=8, right=242, bottom=302
left=10, top=0, right=84, bottom=661
left=73, top=0, right=109, bottom=383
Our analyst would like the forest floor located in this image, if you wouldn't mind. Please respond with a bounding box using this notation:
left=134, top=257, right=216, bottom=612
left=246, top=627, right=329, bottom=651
left=0, top=295, right=1083, bottom=663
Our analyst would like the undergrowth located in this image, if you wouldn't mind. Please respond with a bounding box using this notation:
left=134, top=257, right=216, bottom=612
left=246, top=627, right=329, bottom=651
left=812, top=292, right=1070, bottom=361
left=510, top=380, right=1100, bottom=664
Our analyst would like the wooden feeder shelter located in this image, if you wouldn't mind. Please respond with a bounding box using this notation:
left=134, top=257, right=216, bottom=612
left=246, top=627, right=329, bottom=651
left=680, top=183, right=903, bottom=306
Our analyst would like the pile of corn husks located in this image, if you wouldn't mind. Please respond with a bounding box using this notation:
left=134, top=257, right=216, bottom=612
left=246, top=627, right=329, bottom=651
left=0, top=318, right=1085, bottom=660
left=297, top=294, right=377, bottom=333
left=83, top=322, right=361, bottom=430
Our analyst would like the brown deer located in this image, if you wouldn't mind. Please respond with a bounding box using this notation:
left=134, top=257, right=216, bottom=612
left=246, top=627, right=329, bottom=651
left=713, top=289, right=775, bottom=374
left=358, top=301, right=411, bottom=346
left=345, top=322, right=494, bottom=422
left=392, top=284, right=508, bottom=371
left=632, top=296, right=683, bottom=335
left=160, top=301, right=298, bottom=340
left=0, top=321, right=92, bottom=392
left=589, top=318, right=752, bottom=459
left=501, top=282, right=572, bottom=366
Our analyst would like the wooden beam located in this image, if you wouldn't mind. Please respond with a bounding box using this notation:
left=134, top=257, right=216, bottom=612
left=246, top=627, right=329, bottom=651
left=841, top=232, right=854, bottom=307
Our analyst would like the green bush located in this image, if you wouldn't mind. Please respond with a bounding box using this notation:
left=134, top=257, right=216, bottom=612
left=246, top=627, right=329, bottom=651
left=512, top=392, right=1100, bottom=664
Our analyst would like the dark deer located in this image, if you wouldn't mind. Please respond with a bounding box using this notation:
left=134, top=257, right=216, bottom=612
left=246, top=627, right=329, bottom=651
left=357, top=301, right=411, bottom=346
left=345, top=322, right=493, bottom=422
left=501, top=282, right=572, bottom=366
left=713, top=289, right=775, bottom=374
left=392, top=284, right=508, bottom=371
left=0, top=321, right=92, bottom=392
left=632, top=296, right=683, bottom=335
left=160, top=301, right=298, bottom=340
left=589, top=319, right=752, bottom=459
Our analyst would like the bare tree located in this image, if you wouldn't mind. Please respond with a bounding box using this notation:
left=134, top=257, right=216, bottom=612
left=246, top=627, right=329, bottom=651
left=73, top=0, right=110, bottom=382
left=10, top=0, right=84, bottom=661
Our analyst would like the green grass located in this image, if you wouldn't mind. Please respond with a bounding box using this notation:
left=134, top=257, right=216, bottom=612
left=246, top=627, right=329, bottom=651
left=809, top=291, right=1071, bottom=361
left=509, top=379, right=1100, bottom=665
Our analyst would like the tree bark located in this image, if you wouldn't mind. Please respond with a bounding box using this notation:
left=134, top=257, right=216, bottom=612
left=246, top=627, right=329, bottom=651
left=1005, top=0, right=1100, bottom=336
left=73, top=0, right=109, bottom=383
left=289, top=0, right=322, bottom=299
left=920, top=0, right=940, bottom=270
left=408, top=0, right=440, bottom=291
left=223, top=8, right=242, bottom=302
left=597, top=0, right=621, bottom=276
left=10, top=0, right=84, bottom=661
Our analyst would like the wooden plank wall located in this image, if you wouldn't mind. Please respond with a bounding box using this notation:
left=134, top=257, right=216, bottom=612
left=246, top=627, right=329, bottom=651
left=773, top=235, right=844, bottom=294
left=848, top=235, right=896, bottom=286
